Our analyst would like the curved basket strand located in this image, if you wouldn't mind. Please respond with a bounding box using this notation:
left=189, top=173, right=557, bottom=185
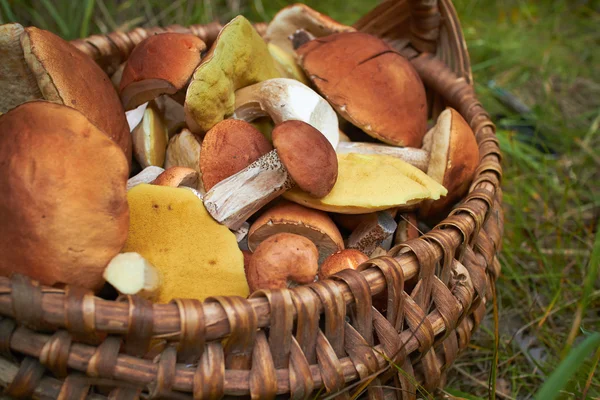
left=0, top=0, right=502, bottom=398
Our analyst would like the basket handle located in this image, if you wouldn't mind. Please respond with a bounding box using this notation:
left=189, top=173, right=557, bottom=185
left=407, top=0, right=441, bottom=53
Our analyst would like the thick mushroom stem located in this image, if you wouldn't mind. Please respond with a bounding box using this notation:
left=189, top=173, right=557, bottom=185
left=346, top=211, right=397, bottom=256
left=203, top=150, right=294, bottom=230
left=231, top=78, right=340, bottom=148
left=336, top=142, right=430, bottom=172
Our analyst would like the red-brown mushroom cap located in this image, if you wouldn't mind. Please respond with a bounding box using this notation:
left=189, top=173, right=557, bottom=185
left=21, top=27, right=132, bottom=163
left=272, top=120, right=337, bottom=198
left=319, top=249, right=368, bottom=280
left=296, top=32, right=428, bottom=147
left=420, top=108, right=479, bottom=218
left=247, top=232, right=318, bottom=292
left=0, top=101, right=129, bottom=290
left=120, top=33, right=206, bottom=110
left=200, top=119, right=273, bottom=191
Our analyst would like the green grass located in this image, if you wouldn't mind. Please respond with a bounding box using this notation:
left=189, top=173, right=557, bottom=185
left=1, top=0, right=599, bottom=398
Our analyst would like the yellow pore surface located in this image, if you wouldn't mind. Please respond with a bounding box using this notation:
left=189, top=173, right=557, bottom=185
left=284, top=153, right=448, bottom=213
left=124, top=184, right=248, bottom=303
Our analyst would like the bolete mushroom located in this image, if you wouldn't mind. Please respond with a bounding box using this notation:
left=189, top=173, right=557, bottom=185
left=0, top=23, right=132, bottom=162
left=232, top=78, right=339, bottom=149
left=419, top=108, right=479, bottom=218
left=336, top=142, right=429, bottom=172
left=265, top=3, right=355, bottom=57
left=319, top=249, right=368, bottom=280
left=184, top=16, right=281, bottom=134
left=103, top=252, right=161, bottom=300
left=200, top=119, right=273, bottom=191
left=0, top=101, right=129, bottom=290
left=152, top=166, right=200, bottom=190
left=295, top=31, right=427, bottom=147
left=203, top=120, right=338, bottom=229
left=120, top=33, right=206, bottom=110
left=283, top=153, right=447, bottom=213
left=248, top=201, right=344, bottom=264
left=247, top=233, right=318, bottom=292
left=124, top=184, right=248, bottom=303
left=132, top=101, right=169, bottom=168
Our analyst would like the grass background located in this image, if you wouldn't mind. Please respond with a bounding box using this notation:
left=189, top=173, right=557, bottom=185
left=1, top=0, right=599, bottom=398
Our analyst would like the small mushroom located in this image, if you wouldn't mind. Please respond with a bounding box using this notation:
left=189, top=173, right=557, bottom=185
left=232, top=78, right=339, bottom=149
left=119, top=33, right=206, bottom=110
left=152, top=166, right=200, bottom=190
left=284, top=152, right=447, bottom=214
left=132, top=101, right=169, bottom=168
left=265, top=3, right=355, bottom=57
left=0, top=101, right=129, bottom=290
left=346, top=211, right=397, bottom=256
left=247, top=233, right=318, bottom=292
left=0, top=23, right=132, bottom=162
left=203, top=120, right=338, bottom=229
left=394, top=213, right=419, bottom=245
left=295, top=31, right=427, bottom=147
left=248, top=201, right=344, bottom=264
left=184, top=16, right=281, bottom=134
left=319, top=249, right=368, bottom=280
left=124, top=184, right=248, bottom=303
left=419, top=108, right=479, bottom=218
left=200, top=119, right=273, bottom=191
left=103, top=253, right=161, bottom=300
left=127, top=166, right=165, bottom=191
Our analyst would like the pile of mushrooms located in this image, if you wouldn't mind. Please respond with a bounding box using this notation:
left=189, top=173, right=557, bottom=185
left=0, top=4, right=479, bottom=301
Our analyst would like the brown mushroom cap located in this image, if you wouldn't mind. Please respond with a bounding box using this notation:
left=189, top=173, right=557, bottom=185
left=200, top=119, right=273, bottom=191
left=247, top=232, right=318, bottom=292
left=248, top=201, right=343, bottom=264
left=319, top=249, right=368, bottom=280
left=120, top=33, right=206, bottom=110
left=152, top=166, right=199, bottom=189
left=272, top=120, right=337, bottom=198
left=420, top=108, right=479, bottom=217
left=296, top=32, right=428, bottom=147
left=0, top=101, right=129, bottom=290
left=22, top=27, right=132, bottom=163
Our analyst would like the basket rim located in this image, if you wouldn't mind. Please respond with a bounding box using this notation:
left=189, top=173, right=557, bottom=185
left=0, top=0, right=504, bottom=398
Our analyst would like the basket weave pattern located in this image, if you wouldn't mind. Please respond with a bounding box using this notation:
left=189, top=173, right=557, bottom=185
left=0, top=0, right=503, bottom=398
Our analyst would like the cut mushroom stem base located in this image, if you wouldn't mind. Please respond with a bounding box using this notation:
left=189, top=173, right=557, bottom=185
left=203, top=150, right=293, bottom=229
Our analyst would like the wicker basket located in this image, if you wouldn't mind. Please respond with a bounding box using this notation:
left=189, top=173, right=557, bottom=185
left=0, top=0, right=503, bottom=398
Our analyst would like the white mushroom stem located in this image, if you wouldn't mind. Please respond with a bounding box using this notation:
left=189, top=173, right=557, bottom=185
left=232, top=78, right=340, bottom=149
left=336, top=142, right=430, bottom=172
left=103, top=253, right=161, bottom=300
left=127, top=166, right=165, bottom=191
left=346, top=211, right=397, bottom=256
left=203, top=150, right=294, bottom=230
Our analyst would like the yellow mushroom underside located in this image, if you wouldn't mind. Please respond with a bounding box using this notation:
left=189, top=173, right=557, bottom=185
left=284, top=153, right=448, bottom=213
left=124, top=184, right=248, bottom=303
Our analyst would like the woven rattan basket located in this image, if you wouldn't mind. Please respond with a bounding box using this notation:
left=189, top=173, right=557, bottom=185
left=0, top=0, right=503, bottom=398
